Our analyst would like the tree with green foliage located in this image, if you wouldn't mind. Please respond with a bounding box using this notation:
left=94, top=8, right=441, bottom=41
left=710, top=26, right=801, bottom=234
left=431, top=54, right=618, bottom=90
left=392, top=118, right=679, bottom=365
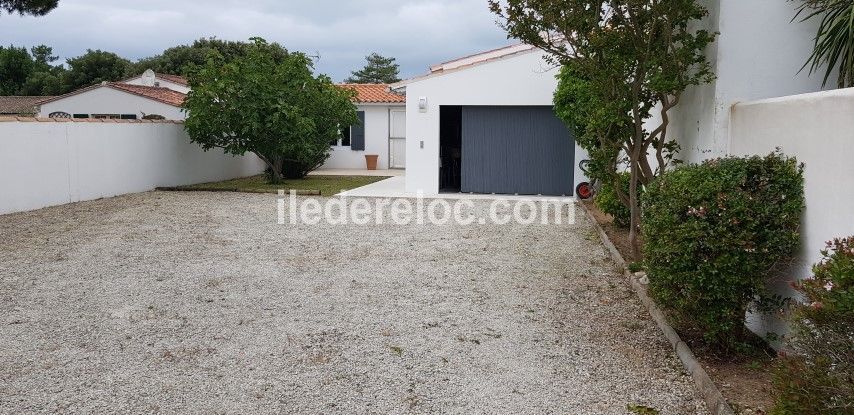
left=64, top=49, right=131, bottom=90
left=0, top=45, right=33, bottom=94
left=132, top=37, right=290, bottom=77
left=21, top=45, right=65, bottom=95
left=490, top=0, right=716, bottom=257
left=0, top=0, right=58, bottom=15
left=795, top=0, right=854, bottom=88
left=183, top=38, right=358, bottom=182
left=345, top=52, right=401, bottom=84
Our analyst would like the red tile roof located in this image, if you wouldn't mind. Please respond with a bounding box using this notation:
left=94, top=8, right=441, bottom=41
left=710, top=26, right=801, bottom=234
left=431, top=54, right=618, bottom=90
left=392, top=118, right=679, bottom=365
left=108, top=83, right=186, bottom=106
left=37, top=82, right=186, bottom=107
left=0, top=96, right=55, bottom=115
left=0, top=116, right=183, bottom=124
left=338, top=84, right=405, bottom=104
left=154, top=73, right=188, bottom=86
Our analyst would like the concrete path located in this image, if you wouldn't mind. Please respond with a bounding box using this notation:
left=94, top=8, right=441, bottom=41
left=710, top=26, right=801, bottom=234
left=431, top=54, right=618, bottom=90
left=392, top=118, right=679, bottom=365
left=0, top=192, right=706, bottom=414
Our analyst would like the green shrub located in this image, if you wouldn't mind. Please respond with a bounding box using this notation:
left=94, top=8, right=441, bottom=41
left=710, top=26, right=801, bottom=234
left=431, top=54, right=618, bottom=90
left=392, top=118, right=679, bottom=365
left=772, top=236, right=854, bottom=415
left=642, top=151, right=804, bottom=351
left=595, top=172, right=632, bottom=227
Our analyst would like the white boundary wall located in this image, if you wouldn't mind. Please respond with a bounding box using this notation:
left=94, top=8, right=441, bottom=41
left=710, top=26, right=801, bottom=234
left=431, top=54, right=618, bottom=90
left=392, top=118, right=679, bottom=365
left=729, top=88, right=854, bottom=337
left=730, top=88, right=854, bottom=275
left=0, top=119, right=264, bottom=215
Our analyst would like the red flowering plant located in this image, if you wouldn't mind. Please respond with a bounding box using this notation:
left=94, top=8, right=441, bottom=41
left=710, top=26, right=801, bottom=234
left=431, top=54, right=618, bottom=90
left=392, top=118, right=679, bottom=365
left=773, top=236, right=854, bottom=415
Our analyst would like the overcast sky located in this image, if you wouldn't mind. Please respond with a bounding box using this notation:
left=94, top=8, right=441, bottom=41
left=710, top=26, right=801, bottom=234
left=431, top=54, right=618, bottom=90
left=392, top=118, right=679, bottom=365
left=0, top=0, right=514, bottom=81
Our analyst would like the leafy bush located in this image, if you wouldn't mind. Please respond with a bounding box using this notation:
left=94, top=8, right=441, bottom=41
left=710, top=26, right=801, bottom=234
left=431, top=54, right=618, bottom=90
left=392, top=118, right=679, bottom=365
left=595, top=172, right=632, bottom=227
left=642, top=151, right=805, bottom=350
left=773, top=236, right=854, bottom=414
left=183, top=38, right=357, bottom=182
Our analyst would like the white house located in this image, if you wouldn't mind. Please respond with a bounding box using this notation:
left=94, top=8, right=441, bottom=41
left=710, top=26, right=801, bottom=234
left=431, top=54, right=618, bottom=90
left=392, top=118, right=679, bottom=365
left=320, top=84, right=406, bottom=171
left=391, top=44, right=587, bottom=196
left=38, top=81, right=186, bottom=120
left=669, top=0, right=836, bottom=163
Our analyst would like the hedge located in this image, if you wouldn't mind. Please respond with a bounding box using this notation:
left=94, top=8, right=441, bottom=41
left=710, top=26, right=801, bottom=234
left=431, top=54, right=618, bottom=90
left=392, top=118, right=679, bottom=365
left=642, top=151, right=804, bottom=351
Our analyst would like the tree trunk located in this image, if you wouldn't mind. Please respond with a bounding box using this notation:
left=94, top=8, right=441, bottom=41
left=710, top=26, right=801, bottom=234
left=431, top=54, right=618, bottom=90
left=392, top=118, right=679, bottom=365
left=255, top=152, right=284, bottom=184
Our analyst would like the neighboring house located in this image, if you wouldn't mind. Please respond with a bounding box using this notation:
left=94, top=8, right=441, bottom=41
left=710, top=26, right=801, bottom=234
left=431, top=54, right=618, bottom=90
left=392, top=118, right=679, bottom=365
left=319, top=84, right=406, bottom=171
left=122, top=69, right=191, bottom=94
left=0, top=96, right=54, bottom=116
left=391, top=44, right=587, bottom=197
left=37, top=81, right=186, bottom=120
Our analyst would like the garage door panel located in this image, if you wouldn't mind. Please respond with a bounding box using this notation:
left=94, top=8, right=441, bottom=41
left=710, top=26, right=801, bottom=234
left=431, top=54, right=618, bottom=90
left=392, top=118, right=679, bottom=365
left=460, top=106, right=574, bottom=196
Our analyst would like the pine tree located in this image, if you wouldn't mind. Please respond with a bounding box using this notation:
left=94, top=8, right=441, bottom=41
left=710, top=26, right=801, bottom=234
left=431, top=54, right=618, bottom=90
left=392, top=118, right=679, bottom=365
left=345, top=53, right=401, bottom=84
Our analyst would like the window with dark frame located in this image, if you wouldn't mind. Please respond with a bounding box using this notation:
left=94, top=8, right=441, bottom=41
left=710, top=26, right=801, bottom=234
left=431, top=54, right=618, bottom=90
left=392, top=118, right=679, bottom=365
left=331, top=126, right=353, bottom=147
left=330, top=111, right=363, bottom=148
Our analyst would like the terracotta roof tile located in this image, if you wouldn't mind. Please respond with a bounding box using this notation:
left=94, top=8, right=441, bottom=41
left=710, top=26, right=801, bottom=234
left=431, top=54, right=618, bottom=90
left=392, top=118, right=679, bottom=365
left=0, top=116, right=182, bottom=123
left=107, top=83, right=186, bottom=107
left=338, top=84, right=405, bottom=104
left=0, top=96, right=55, bottom=115
left=155, top=73, right=189, bottom=86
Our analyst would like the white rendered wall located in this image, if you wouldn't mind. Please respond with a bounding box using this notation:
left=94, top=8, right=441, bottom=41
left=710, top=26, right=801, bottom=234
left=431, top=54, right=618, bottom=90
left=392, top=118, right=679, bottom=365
left=729, top=88, right=854, bottom=339
left=319, top=104, right=403, bottom=170
left=38, top=87, right=186, bottom=120
left=730, top=88, right=854, bottom=277
left=403, top=49, right=588, bottom=194
left=670, top=0, right=833, bottom=163
left=0, top=120, right=264, bottom=215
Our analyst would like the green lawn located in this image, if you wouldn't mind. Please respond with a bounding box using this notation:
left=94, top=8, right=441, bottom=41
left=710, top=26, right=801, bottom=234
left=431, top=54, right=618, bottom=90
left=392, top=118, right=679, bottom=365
left=175, top=175, right=389, bottom=196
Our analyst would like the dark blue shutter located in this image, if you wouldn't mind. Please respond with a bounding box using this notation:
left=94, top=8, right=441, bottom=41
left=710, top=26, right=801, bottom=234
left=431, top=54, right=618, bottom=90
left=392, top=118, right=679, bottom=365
left=350, top=111, right=365, bottom=151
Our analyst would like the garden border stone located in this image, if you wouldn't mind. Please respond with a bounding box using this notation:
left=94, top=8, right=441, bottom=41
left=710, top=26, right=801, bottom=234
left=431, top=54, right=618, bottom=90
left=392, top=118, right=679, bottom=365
left=579, top=201, right=736, bottom=415
left=156, top=186, right=321, bottom=196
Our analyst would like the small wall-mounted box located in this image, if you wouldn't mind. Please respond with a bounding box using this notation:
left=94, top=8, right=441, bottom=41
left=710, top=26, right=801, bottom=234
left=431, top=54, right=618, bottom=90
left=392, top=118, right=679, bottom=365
left=418, top=97, right=428, bottom=112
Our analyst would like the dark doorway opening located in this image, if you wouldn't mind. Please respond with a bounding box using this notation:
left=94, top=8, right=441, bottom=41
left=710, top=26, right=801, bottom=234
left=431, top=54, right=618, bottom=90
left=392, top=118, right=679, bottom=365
left=439, top=105, right=462, bottom=192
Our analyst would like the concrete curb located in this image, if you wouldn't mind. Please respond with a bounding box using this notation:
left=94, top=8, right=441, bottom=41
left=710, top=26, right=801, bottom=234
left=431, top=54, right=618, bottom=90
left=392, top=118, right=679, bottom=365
left=156, top=187, right=321, bottom=196
left=579, top=202, right=736, bottom=415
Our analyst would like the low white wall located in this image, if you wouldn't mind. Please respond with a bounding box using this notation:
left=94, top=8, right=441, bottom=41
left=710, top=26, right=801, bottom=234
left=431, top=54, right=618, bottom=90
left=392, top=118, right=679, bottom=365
left=730, top=88, right=854, bottom=337
left=0, top=119, right=264, bottom=215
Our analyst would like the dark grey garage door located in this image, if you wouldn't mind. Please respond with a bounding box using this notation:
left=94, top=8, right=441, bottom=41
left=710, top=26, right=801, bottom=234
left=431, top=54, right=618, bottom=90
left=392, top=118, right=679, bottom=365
left=460, top=106, right=575, bottom=196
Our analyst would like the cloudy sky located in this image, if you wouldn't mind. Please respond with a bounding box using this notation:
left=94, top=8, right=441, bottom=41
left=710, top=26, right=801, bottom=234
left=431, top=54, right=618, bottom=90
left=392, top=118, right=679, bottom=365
left=0, top=0, right=514, bottom=81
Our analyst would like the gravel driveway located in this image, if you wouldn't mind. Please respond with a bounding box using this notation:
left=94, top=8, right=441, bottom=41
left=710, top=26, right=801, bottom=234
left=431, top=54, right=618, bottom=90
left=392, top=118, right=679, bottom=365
left=0, top=192, right=706, bottom=414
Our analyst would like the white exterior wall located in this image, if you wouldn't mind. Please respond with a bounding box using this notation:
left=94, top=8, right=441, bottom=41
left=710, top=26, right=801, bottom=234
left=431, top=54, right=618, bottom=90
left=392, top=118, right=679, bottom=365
left=0, top=121, right=263, bottom=215
left=38, top=87, right=185, bottom=120
left=728, top=88, right=854, bottom=339
left=671, top=0, right=833, bottom=163
left=403, top=50, right=588, bottom=194
left=320, top=104, right=403, bottom=170
left=730, top=88, right=854, bottom=278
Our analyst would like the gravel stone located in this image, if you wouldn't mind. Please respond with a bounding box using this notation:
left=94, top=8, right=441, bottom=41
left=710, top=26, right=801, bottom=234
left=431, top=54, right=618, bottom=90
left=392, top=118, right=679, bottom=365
left=0, top=191, right=707, bottom=414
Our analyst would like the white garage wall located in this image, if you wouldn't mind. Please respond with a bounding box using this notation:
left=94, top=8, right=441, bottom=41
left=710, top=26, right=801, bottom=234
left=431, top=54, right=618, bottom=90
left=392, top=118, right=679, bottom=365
left=0, top=119, right=264, bottom=215
left=38, top=87, right=186, bottom=120
left=320, top=104, right=403, bottom=170
left=403, top=49, right=588, bottom=194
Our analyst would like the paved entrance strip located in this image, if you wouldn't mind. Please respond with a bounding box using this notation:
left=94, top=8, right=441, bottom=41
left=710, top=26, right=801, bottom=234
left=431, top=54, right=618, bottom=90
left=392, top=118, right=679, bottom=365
left=0, top=192, right=707, bottom=414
